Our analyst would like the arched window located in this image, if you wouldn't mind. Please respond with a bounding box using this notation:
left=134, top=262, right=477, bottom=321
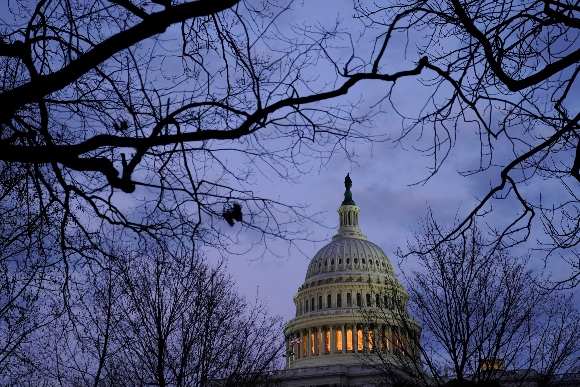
left=375, top=294, right=380, bottom=307
left=318, top=295, right=323, bottom=310
left=369, top=259, right=373, bottom=265
left=331, top=259, right=334, bottom=265
left=339, top=258, right=342, bottom=264
left=305, top=299, right=309, bottom=312
left=362, top=258, right=366, bottom=264
left=311, top=297, right=315, bottom=311
left=346, top=258, right=350, bottom=264
left=354, top=258, right=358, bottom=264
left=356, top=293, right=361, bottom=307
left=324, top=260, right=327, bottom=266
left=337, top=293, right=342, bottom=307
left=366, top=293, right=371, bottom=306
left=327, top=294, right=332, bottom=308
left=347, top=293, right=352, bottom=307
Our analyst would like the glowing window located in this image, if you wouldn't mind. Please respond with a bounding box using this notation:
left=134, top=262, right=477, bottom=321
left=336, top=330, right=343, bottom=352
left=311, top=333, right=315, bottom=355
left=368, top=330, right=374, bottom=351
left=303, top=337, right=307, bottom=356
left=347, top=328, right=353, bottom=351
left=357, top=328, right=363, bottom=351
left=326, top=330, right=330, bottom=353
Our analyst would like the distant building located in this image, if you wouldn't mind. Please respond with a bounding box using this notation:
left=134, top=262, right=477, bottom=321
left=276, top=176, right=422, bottom=386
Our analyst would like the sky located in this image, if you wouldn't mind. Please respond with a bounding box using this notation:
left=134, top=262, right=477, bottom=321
left=215, top=0, right=577, bottom=325
left=1, top=0, right=574, bottom=331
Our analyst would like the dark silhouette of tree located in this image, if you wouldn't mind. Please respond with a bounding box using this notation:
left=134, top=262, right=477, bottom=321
left=359, top=221, right=580, bottom=387
left=11, top=245, right=282, bottom=386
left=352, top=0, right=580, bottom=285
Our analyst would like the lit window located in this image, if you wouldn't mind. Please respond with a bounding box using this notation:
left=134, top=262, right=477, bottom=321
left=311, top=333, right=315, bottom=355
left=357, top=328, right=363, bottom=351
left=336, top=329, right=343, bottom=352
left=347, top=328, right=353, bottom=351
left=326, top=330, right=330, bottom=353
left=368, top=329, right=374, bottom=351
left=303, top=337, right=307, bottom=357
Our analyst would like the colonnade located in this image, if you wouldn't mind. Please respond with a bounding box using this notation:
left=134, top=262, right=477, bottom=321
left=285, top=323, right=411, bottom=368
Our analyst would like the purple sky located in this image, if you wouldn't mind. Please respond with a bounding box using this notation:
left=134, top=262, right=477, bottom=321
left=217, top=0, right=573, bottom=325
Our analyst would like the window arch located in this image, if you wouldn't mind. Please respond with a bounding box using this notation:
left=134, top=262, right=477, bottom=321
left=346, top=258, right=350, bottom=264
left=369, top=259, right=373, bottom=265
left=331, top=259, right=335, bottom=265
left=339, top=258, right=342, bottom=265
left=311, top=297, right=315, bottom=311
left=362, top=258, right=366, bottom=264
left=354, top=258, right=358, bottom=264
left=327, top=294, right=332, bottom=308
left=305, top=299, right=309, bottom=312
left=375, top=294, right=380, bottom=307
left=318, top=295, right=323, bottom=310
left=366, top=293, right=371, bottom=306
left=347, top=293, right=352, bottom=307
left=337, top=293, right=342, bottom=307
left=356, top=293, right=361, bottom=307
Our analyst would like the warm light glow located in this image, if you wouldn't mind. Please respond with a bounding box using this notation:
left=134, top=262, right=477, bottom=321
left=357, top=328, right=363, bottom=351
left=303, top=337, right=307, bottom=357
left=336, top=330, right=343, bottom=352
left=347, top=328, right=353, bottom=351
left=368, top=330, right=374, bottom=351
left=326, top=330, right=330, bottom=353
left=311, top=333, right=315, bottom=355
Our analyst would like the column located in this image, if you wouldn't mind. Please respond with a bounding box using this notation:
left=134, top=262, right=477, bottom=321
left=353, top=324, right=358, bottom=353
left=342, top=324, right=347, bottom=353
left=307, top=328, right=312, bottom=357
left=330, top=325, right=335, bottom=354
left=286, top=336, right=290, bottom=368
left=317, top=327, right=326, bottom=355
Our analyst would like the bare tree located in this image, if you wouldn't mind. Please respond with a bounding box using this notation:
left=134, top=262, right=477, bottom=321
left=359, top=222, right=580, bottom=387
left=105, top=247, right=283, bottom=387
left=348, top=0, right=580, bottom=284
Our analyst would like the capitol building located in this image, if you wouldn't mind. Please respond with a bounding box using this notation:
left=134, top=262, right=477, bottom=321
left=277, top=176, right=422, bottom=386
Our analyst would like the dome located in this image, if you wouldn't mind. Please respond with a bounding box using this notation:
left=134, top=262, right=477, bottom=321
left=305, top=236, right=396, bottom=281
left=283, top=175, right=421, bottom=371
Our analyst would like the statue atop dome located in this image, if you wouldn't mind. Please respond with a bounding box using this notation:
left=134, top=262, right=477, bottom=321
left=341, top=173, right=356, bottom=206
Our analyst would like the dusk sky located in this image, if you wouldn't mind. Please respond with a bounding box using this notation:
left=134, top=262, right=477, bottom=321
left=217, top=0, right=572, bottom=325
